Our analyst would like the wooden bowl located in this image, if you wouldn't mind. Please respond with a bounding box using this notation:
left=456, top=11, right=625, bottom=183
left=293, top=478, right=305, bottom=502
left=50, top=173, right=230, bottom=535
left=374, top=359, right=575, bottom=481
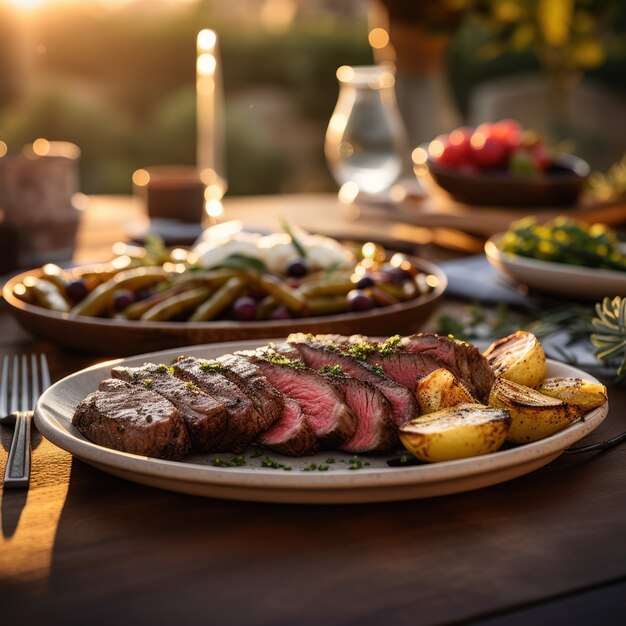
left=3, top=258, right=447, bottom=356
left=418, top=152, right=589, bottom=207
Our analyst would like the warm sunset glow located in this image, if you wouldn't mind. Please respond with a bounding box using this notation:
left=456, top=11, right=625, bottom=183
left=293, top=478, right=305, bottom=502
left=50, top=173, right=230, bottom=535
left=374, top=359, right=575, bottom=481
left=5, top=0, right=45, bottom=10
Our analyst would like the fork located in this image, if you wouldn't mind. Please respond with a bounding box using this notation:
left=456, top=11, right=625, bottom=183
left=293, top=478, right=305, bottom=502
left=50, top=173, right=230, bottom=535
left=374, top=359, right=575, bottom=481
left=1, top=354, right=50, bottom=489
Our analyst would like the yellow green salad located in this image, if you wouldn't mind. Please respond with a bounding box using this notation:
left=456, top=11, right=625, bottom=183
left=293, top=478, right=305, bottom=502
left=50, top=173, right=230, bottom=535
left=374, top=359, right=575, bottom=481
left=500, top=216, right=626, bottom=272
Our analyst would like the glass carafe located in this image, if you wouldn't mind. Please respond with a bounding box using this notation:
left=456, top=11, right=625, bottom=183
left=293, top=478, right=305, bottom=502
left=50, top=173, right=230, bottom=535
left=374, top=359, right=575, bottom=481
left=325, top=64, right=408, bottom=196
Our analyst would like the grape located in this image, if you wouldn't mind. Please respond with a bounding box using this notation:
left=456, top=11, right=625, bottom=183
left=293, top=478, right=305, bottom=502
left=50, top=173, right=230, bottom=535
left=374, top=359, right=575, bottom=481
left=470, top=134, right=509, bottom=169
left=383, top=267, right=411, bottom=285
left=232, top=296, right=257, bottom=321
left=355, top=275, right=375, bottom=289
left=269, top=305, right=292, bottom=320
left=66, top=279, right=89, bottom=303
left=134, top=287, right=153, bottom=302
left=113, top=289, right=135, bottom=311
left=286, top=258, right=309, bottom=278
left=347, top=289, right=375, bottom=312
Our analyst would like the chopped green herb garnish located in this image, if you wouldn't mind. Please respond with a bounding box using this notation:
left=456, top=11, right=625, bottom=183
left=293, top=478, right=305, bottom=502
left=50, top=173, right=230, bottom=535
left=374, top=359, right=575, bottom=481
left=280, top=219, right=308, bottom=259
left=211, top=455, right=247, bottom=467
left=371, top=364, right=385, bottom=377
left=261, top=456, right=292, bottom=470
left=325, top=458, right=336, bottom=464
left=185, top=381, right=201, bottom=392
left=319, top=364, right=343, bottom=376
left=143, top=378, right=154, bottom=390
left=347, top=341, right=376, bottom=361
left=200, top=360, right=227, bottom=374
left=157, top=364, right=174, bottom=374
left=259, top=350, right=305, bottom=369
left=317, top=464, right=330, bottom=471
left=378, top=335, right=402, bottom=356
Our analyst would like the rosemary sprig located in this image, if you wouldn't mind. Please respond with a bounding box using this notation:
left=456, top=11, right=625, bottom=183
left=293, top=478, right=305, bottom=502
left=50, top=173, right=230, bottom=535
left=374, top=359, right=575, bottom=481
left=591, top=296, right=626, bottom=379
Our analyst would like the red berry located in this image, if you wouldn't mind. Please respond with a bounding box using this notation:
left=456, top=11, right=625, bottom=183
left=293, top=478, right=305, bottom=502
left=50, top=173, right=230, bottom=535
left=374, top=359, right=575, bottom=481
left=428, top=135, right=463, bottom=167
left=530, top=143, right=551, bottom=171
left=470, top=132, right=509, bottom=169
left=448, top=127, right=473, bottom=163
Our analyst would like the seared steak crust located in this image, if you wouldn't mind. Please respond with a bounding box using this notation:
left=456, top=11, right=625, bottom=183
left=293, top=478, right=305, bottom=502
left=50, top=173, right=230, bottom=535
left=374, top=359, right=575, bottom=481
left=256, top=398, right=317, bottom=456
left=111, top=363, right=228, bottom=452
left=173, top=356, right=269, bottom=453
left=72, top=378, right=190, bottom=460
left=300, top=333, right=493, bottom=404
left=287, top=334, right=419, bottom=425
left=214, top=353, right=285, bottom=428
left=240, top=349, right=357, bottom=448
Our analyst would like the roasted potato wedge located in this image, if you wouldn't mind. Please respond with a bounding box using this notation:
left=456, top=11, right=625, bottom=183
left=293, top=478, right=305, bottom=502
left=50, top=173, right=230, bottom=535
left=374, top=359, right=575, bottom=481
left=416, top=368, right=476, bottom=415
left=489, top=378, right=582, bottom=444
left=399, top=403, right=511, bottom=463
left=537, top=377, right=607, bottom=412
left=483, top=331, right=546, bottom=388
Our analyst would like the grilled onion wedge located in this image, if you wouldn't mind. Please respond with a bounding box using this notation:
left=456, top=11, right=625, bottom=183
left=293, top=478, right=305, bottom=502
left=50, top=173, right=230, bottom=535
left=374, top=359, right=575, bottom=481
left=483, top=331, right=546, bottom=388
left=489, top=378, right=583, bottom=444
left=416, top=368, right=476, bottom=415
left=399, top=403, right=511, bottom=463
left=537, top=377, right=607, bottom=412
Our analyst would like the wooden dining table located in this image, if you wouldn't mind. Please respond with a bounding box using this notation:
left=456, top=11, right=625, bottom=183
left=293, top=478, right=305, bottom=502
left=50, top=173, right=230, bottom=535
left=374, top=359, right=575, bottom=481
left=1, top=193, right=626, bottom=625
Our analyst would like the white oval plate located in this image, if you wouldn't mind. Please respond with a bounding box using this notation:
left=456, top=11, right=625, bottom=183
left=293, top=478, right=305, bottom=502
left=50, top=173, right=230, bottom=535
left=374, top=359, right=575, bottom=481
left=35, top=339, right=608, bottom=504
left=485, top=234, right=626, bottom=301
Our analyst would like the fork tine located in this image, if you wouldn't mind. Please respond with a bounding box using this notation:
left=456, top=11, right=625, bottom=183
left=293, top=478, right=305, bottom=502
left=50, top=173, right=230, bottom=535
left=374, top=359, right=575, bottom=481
left=20, top=354, right=29, bottom=412
left=30, top=354, right=39, bottom=411
left=10, top=355, right=19, bottom=414
left=0, top=355, right=9, bottom=416
left=40, top=353, right=51, bottom=391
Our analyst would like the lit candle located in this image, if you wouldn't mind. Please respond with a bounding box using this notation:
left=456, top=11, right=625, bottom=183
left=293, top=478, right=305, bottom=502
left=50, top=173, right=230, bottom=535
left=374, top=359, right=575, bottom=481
left=196, top=28, right=226, bottom=212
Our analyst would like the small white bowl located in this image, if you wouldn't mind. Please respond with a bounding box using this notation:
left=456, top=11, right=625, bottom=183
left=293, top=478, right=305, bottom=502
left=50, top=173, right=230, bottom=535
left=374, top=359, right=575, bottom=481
left=485, top=234, right=626, bottom=301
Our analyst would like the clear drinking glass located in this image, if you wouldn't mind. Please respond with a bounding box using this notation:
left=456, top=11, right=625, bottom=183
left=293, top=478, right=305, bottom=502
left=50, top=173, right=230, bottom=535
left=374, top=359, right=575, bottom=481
left=325, top=64, right=408, bottom=196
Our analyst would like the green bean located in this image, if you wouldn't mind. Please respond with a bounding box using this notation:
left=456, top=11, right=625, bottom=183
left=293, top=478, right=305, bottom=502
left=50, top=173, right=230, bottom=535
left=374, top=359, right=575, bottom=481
left=299, top=279, right=355, bottom=298
left=305, top=296, right=349, bottom=316
left=71, top=266, right=170, bottom=317
left=255, top=295, right=278, bottom=320
left=29, top=279, right=71, bottom=313
left=188, top=276, right=246, bottom=322
left=140, top=286, right=214, bottom=322
left=122, top=284, right=196, bottom=320
left=256, top=274, right=307, bottom=313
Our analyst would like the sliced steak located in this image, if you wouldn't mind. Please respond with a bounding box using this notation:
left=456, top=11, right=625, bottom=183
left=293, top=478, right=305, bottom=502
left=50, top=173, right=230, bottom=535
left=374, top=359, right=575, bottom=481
left=72, top=378, right=190, bottom=460
left=173, top=356, right=269, bottom=453
left=239, top=349, right=357, bottom=448
left=111, top=363, right=228, bottom=452
left=213, top=353, right=285, bottom=426
left=324, top=374, right=397, bottom=454
left=256, top=398, right=318, bottom=456
left=287, top=333, right=419, bottom=425
left=366, top=350, right=448, bottom=393
left=378, top=334, right=494, bottom=402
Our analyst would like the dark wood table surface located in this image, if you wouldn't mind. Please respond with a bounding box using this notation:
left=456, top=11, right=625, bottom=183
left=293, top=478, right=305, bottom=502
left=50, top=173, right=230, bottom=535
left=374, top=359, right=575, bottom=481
left=1, top=194, right=625, bottom=625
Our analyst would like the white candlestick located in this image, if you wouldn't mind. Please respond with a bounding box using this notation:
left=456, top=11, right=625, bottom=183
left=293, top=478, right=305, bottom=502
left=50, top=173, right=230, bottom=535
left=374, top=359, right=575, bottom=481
left=196, top=28, right=226, bottom=212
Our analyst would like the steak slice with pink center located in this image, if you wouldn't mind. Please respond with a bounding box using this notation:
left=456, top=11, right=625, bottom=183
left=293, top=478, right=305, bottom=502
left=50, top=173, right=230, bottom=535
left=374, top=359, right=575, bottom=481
left=324, top=374, right=397, bottom=454
left=256, top=398, right=318, bottom=456
left=239, top=349, right=357, bottom=448
left=287, top=334, right=418, bottom=425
